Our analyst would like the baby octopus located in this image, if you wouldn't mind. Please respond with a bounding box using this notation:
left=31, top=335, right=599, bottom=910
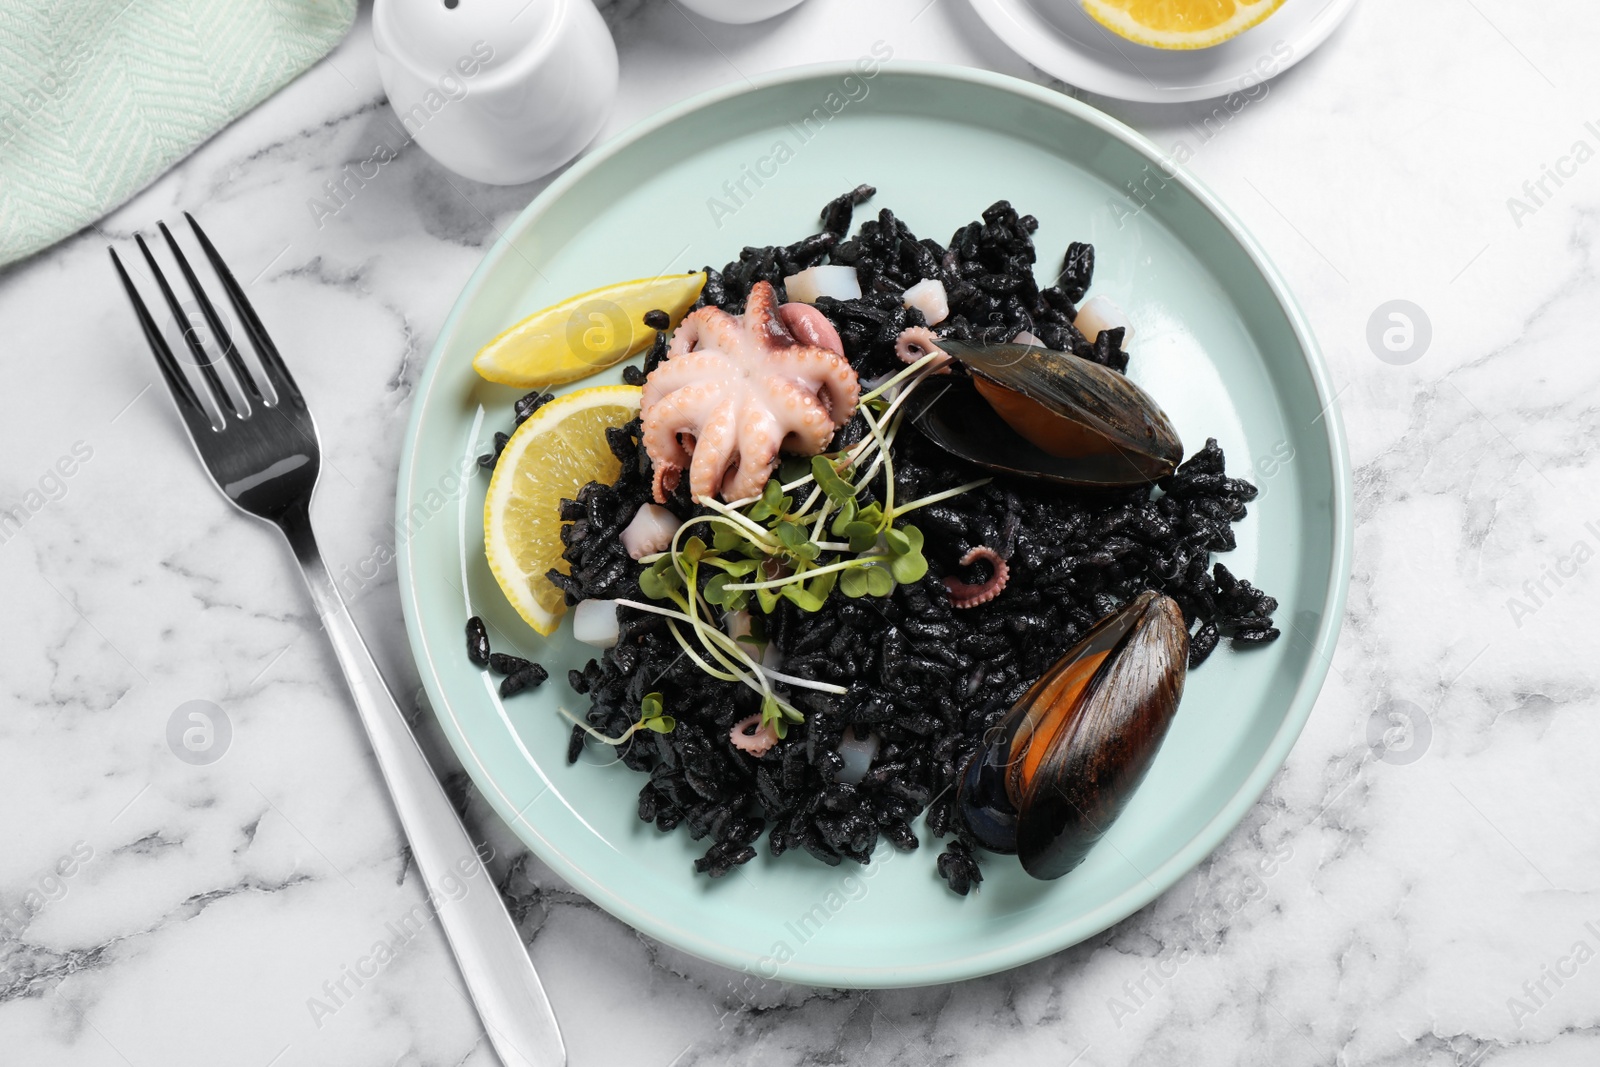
left=641, top=281, right=859, bottom=504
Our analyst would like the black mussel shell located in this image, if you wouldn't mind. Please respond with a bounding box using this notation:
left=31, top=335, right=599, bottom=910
left=955, top=591, right=1189, bottom=880
left=903, top=340, right=1182, bottom=487
left=957, top=737, right=1019, bottom=854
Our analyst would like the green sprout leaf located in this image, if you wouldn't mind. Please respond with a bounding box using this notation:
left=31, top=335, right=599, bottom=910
left=864, top=563, right=895, bottom=597
left=811, top=454, right=857, bottom=504
left=748, top=479, right=784, bottom=522
left=890, top=548, right=927, bottom=584
left=680, top=535, right=707, bottom=564
left=704, top=556, right=760, bottom=577
left=780, top=567, right=838, bottom=612
left=839, top=567, right=870, bottom=598
left=759, top=694, right=789, bottom=739
left=830, top=497, right=858, bottom=536
left=638, top=555, right=684, bottom=600
left=772, top=519, right=821, bottom=563
left=886, top=523, right=927, bottom=583
left=703, top=571, right=735, bottom=606
left=774, top=521, right=806, bottom=551
left=634, top=692, right=676, bottom=736
left=712, top=524, right=743, bottom=552
left=843, top=520, right=878, bottom=553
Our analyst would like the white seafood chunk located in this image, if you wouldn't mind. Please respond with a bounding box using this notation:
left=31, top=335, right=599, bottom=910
left=902, top=278, right=949, bottom=325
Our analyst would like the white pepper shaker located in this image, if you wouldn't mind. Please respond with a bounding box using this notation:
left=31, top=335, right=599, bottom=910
left=373, top=0, right=618, bottom=185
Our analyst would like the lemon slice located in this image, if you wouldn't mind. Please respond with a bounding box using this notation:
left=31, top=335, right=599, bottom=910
left=473, top=273, right=706, bottom=388
left=484, top=385, right=642, bottom=635
left=1080, top=0, right=1285, bottom=49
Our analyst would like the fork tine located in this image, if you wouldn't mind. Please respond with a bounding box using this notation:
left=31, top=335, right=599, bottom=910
left=158, top=220, right=262, bottom=404
left=185, top=213, right=304, bottom=409
left=110, top=248, right=207, bottom=416
left=136, top=232, right=242, bottom=419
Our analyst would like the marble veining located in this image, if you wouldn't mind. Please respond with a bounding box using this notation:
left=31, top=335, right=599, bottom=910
left=4, top=0, right=1600, bottom=1064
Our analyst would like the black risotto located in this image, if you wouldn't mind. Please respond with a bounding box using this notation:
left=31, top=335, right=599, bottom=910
left=490, top=188, right=1278, bottom=893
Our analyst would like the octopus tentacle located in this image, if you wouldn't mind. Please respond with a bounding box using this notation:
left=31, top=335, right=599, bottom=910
left=641, top=381, right=714, bottom=465
left=943, top=546, right=1010, bottom=609
left=768, top=345, right=859, bottom=426
left=894, top=325, right=952, bottom=371
left=669, top=305, right=743, bottom=357
left=666, top=310, right=707, bottom=357
left=651, top=461, right=681, bottom=503
left=727, top=403, right=783, bottom=502
left=742, top=279, right=793, bottom=349
left=760, top=377, right=836, bottom=457
left=687, top=397, right=740, bottom=502
left=642, top=379, right=720, bottom=504
left=729, top=713, right=779, bottom=756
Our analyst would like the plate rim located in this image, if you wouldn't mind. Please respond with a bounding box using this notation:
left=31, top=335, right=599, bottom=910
left=395, top=59, right=1353, bottom=988
left=966, top=0, right=1359, bottom=104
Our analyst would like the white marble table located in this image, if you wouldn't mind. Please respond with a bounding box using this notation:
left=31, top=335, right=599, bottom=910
left=4, top=1, right=1599, bottom=1063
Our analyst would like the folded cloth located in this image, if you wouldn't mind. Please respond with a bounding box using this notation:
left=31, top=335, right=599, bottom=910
left=0, top=0, right=356, bottom=267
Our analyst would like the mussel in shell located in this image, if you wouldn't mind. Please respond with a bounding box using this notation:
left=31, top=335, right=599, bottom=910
left=904, top=339, right=1182, bottom=486
left=957, top=590, right=1188, bottom=880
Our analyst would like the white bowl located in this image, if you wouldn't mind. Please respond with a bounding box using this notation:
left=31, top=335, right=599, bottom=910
left=675, top=0, right=807, bottom=24
left=966, top=0, right=1356, bottom=103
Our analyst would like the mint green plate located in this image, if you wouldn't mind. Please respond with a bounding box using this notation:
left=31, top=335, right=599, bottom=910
left=396, top=63, right=1351, bottom=989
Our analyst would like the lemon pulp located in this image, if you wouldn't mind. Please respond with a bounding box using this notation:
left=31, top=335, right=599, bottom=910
left=1080, top=0, right=1286, bottom=49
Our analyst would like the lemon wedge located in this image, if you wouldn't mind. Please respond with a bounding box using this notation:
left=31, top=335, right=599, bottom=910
left=484, top=385, right=642, bottom=636
left=1080, top=0, right=1285, bottom=49
left=473, top=273, right=706, bottom=388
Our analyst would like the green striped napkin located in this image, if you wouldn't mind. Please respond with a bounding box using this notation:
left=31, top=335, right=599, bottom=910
left=0, top=0, right=356, bottom=267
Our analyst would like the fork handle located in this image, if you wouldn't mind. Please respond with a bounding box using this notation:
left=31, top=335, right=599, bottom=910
left=279, top=504, right=564, bottom=1067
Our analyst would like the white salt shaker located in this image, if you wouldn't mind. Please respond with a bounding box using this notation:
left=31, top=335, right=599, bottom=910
left=373, top=0, right=618, bottom=185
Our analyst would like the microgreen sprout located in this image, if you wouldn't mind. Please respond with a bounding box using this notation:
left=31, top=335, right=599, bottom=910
left=759, top=691, right=805, bottom=739
left=627, top=356, right=987, bottom=734
left=560, top=691, right=676, bottom=747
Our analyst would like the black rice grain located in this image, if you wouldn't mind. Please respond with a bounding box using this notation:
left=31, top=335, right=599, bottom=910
left=937, top=841, right=983, bottom=896
left=500, top=664, right=548, bottom=698
left=465, top=616, right=491, bottom=667
left=1058, top=241, right=1095, bottom=302
left=514, top=391, right=555, bottom=425
left=489, top=652, right=534, bottom=676
left=477, top=431, right=509, bottom=471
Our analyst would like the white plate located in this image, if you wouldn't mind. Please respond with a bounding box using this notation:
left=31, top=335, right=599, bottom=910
left=968, top=0, right=1357, bottom=103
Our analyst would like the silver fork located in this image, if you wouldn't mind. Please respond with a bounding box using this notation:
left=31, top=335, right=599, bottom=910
left=111, top=215, right=564, bottom=1067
